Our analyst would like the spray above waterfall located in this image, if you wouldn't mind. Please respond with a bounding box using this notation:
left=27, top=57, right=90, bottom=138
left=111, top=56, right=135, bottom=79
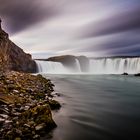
left=36, top=57, right=140, bottom=74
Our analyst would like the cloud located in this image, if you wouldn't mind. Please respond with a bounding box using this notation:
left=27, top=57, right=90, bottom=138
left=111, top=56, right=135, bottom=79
left=78, top=6, right=140, bottom=38
left=0, top=0, right=59, bottom=34
left=1, top=0, right=140, bottom=57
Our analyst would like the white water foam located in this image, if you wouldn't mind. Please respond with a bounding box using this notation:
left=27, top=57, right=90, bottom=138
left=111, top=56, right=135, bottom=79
left=89, top=58, right=140, bottom=74
left=36, top=60, right=75, bottom=74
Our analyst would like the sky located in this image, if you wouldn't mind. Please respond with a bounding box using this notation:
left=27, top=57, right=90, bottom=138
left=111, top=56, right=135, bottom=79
left=0, top=0, right=140, bottom=58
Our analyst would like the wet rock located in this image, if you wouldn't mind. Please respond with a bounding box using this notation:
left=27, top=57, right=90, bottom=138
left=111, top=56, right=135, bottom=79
left=7, top=84, right=16, bottom=90
left=48, top=93, right=54, bottom=98
left=35, top=123, right=45, bottom=131
left=15, top=103, right=21, bottom=108
left=122, top=72, right=128, bottom=75
left=0, top=74, right=5, bottom=80
left=23, top=124, right=31, bottom=128
left=15, top=129, right=22, bottom=136
left=0, top=114, right=8, bottom=119
left=134, top=73, right=140, bottom=76
left=0, top=118, right=5, bottom=124
left=24, top=106, right=30, bottom=110
left=0, top=108, right=9, bottom=114
left=12, top=112, right=21, bottom=117
left=48, top=100, right=61, bottom=110
left=13, top=90, right=19, bottom=94
left=33, top=134, right=40, bottom=139
left=5, top=130, right=14, bottom=139
left=53, top=92, right=61, bottom=97
left=0, top=99, right=9, bottom=105
left=5, top=120, right=13, bottom=124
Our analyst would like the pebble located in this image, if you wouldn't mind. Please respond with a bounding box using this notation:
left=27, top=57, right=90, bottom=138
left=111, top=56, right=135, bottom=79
left=33, top=134, right=40, bottom=139
left=13, top=90, right=19, bottom=93
left=35, top=123, right=45, bottom=131
left=5, top=120, right=13, bottom=124
left=0, top=118, right=5, bottom=123
left=24, top=124, right=31, bottom=128
left=0, top=114, right=9, bottom=119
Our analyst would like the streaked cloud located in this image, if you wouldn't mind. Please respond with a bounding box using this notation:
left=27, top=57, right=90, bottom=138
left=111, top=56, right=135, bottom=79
left=1, top=0, right=140, bottom=58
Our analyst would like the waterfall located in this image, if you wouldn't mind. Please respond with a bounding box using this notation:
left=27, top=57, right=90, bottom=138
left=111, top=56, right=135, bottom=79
left=89, top=58, right=140, bottom=74
left=35, top=60, right=80, bottom=74
left=36, top=58, right=140, bottom=74
left=75, top=59, right=81, bottom=72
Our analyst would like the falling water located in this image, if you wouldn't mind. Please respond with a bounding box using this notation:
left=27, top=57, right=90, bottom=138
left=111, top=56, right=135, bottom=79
left=75, top=59, right=81, bottom=72
left=89, top=58, right=140, bottom=74
left=36, top=58, right=140, bottom=74
left=35, top=60, right=71, bottom=74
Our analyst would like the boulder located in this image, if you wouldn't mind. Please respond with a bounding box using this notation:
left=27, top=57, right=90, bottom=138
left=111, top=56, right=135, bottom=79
left=122, top=72, right=128, bottom=75
left=134, top=73, right=140, bottom=77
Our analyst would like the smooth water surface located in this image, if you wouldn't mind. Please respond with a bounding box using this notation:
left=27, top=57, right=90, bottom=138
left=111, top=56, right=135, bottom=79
left=42, top=75, right=140, bottom=140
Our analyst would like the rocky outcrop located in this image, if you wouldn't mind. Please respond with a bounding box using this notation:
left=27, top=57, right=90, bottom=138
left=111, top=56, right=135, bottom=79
left=47, top=55, right=90, bottom=72
left=47, top=55, right=78, bottom=70
left=134, top=73, right=140, bottom=77
left=122, top=72, right=128, bottom=75
left=0, top=19, right=37, bottom=73
left=0, top=71, right=61, bottom=139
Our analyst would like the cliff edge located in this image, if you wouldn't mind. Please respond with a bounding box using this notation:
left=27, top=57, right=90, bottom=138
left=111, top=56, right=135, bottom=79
left=0, top=19, right=37, bottom=73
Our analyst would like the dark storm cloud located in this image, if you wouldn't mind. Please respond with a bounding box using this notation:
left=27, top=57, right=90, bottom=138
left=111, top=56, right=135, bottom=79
left=79, top=6, right=140, bottom=38
left=107, top=44, right=140, bottom=56
left=75, top=30, right=140, bottom=55
left=0, top=0, right=58, bottom=34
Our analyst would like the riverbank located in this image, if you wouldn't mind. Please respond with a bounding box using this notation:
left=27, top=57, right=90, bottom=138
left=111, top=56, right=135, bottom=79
left=0, top=71, right=61, bottom=140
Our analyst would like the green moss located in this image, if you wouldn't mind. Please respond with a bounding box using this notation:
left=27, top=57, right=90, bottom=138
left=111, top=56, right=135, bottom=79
left=48, top=100, right=61, bottom=110
left=20, top=105, right=56, bottom=127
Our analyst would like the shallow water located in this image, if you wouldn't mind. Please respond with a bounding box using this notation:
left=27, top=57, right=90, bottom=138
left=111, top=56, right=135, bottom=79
left=42, top=75, right=140, bottom=140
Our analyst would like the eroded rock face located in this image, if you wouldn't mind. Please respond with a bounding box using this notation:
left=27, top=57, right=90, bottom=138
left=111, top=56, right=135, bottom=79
left=0, top=19, right=37, bottom=73
left=47, top=55, right=90, bottom=72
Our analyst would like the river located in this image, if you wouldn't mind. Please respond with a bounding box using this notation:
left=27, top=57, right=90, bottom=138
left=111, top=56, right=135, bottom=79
left=41, top=74, right=140, bottom=140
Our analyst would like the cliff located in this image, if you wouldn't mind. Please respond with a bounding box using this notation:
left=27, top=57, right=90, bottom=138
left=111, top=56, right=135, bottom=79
left=47, top=55, right=77, bottom=68
left=0, top=19, right=37, bottom=73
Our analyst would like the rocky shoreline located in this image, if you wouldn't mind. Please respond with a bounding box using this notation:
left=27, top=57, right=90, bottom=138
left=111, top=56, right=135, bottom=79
left=0, top=71, right=61, bottom=140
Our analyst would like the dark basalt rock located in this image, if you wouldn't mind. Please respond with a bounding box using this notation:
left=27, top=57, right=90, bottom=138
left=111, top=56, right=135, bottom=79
left=134, top=73, right=140, bottom=77
left=122, top=72, right=128, bottom=75
left=47, top=99, right=61, bottom=110
left=0, top=18, right=37, bottom=73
